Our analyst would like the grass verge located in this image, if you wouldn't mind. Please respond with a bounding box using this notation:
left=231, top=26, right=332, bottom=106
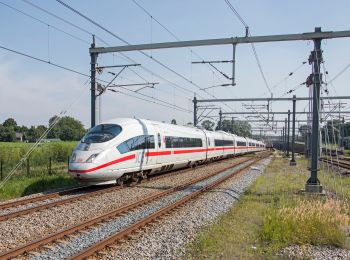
left=186, top=154, right=350, bottom=259
left=0, top=172, right=78, bottom=201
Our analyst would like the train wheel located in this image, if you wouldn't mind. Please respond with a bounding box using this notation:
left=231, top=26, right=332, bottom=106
left=117, top=178, right=124, bottom=186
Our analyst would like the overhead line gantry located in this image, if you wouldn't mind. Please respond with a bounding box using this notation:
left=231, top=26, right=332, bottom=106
left=89, top=27, right=350, bottom=194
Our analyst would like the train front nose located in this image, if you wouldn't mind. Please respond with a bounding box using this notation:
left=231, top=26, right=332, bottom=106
left=68, top=149, right=102, bottom=180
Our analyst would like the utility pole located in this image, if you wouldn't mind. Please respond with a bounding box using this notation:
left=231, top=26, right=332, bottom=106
left=284, top=118, right=287, bottom=154
left=219, top=109, right=223, bottom=130
left=282, top=126, right=285, bottom=152
left=90, top=35, right=98, bottom=128
left=306, top=27, right=323, bottom=193
left=341, top=117, right=345, bottom=148
left=290, top=95, right=297, bottom=165
left=287, top=110, right=290, bottom=157
left=193, top=96, right=198, bottom=126
left=232, top=44, right=236, bottom=86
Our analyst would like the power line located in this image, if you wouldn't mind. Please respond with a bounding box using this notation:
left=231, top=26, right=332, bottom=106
left=0, top=1, right=89, bottom=44
left=54, top=0, right=227, bottom=103
left=110, top=89, right=192, bottom=114
left=0, top=43, right=190, bottom=114
left=224, top=0, right=249, bottom=29
left=224, top=0, right=272, bottom=95
left=22, top=0, right=196, bottom=100
left=0, top=44, right=90, bottom=77
left=131, top=0, right=226, bottom=86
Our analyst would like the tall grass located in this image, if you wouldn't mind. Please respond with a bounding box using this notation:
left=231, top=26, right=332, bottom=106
left=186, top=153, right=350, bottom=259
left=261, top=198, right=349, bottom=249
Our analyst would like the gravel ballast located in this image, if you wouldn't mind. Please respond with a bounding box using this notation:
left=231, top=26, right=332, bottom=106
left=0, top=156, right=248, bottom=253
left=96, top=157, right=272, bottom=259
left=30, top=158, right=258, bottom=259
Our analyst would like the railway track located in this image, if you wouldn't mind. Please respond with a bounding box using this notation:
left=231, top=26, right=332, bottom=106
left=0, top=152, right=270, bottom=259
left=0, top=154, right=250, bottom=222
left=319, top=157, right=350, bottom=172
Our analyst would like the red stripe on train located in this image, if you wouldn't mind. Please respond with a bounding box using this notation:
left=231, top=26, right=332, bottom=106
left=69, top=146, right=255, bottom=173
left=145, top=151, right=171, bottom=156
left=69, top=154, right=136, bottom=173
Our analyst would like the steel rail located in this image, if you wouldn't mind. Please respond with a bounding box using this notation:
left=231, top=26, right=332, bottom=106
left=0, top=154, right=249, bottom=222
left=319, top=157, right=350, bottom=170
left=70, top=152, right=270, bottom=259
left=0, top=156, right=256, bottom=259
left=0, top=185, right=91, bottom=210
left=0, top=185, right=122, bottom=221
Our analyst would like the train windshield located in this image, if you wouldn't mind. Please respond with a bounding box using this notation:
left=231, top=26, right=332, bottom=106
left=82, top=124, right=122, bottom=143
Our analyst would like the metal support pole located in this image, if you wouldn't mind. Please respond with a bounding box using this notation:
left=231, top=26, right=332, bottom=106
left=287, top=110, right=290, bottom=157
left=219, top=109, right=223, bottom=130
left=341, top=117, right=345, bottom=148
left=193, top=96, right=198, bottom=126
left=338, top=101, right=341, bottom=147
left=90, top=35, right=98, bottom=128
left=282, top=126, right=285, bottom=152
left=290, top=95, right=297, bottom=165
left=284, top=118, right=287, bottom=154
left=232, top=44, right=236, bottom=86
left=306, top=27, right=323, bottom=193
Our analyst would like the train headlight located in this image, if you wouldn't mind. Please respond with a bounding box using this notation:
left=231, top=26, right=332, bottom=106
left=85, top=153, right=99, bottom=163
left=71, top=153, right=77, bottom=162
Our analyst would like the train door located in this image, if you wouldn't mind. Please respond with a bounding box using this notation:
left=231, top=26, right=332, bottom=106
left=153, top=124, right=165, bottom=165
left=199, top=129, right=208, bottom=161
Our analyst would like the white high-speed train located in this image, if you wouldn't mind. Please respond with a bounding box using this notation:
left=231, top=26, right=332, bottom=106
left=69, top=118, right=265, bottom=185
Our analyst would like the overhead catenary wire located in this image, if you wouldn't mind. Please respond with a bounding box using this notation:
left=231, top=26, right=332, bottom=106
left=55, top=0, right=247, bottom=117
left=0, top=44, right=90, bottom=77
left=21, top=0, right=196, bottom=100
left=224, top=0, right=272, bottom=95
left=223, top=0, right=276, bottom=131
left=131, top=0, right=227, bottom=86
left=53, top=0, right=247, bottom=120
left=0, top=44, right=190, bottom=114
left=0, top=1, right=90, bottom=44
left=12, top=0, right=184, bottom=100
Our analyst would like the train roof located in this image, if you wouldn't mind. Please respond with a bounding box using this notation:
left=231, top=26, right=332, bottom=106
left=100, top=117, right=263, bottom=143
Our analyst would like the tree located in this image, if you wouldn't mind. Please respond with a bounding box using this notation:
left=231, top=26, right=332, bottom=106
left=171, top=119, right=177, bottom=125
left=3, top=118, right=17, bottom=128
left=0, top=125, right=16, bottom=142
left=215, top=119, right=252, bottom=137
left=201, top=120, right=215, bottom=131
left=26, top=125, right=48, bottom=142
left=232, top=120, right=252, bottom=137
left=47, top=116, right=86, bottom=141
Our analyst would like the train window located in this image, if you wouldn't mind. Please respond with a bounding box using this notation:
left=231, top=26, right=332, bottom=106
left=117, top=135, right=155, bottom=154
left=82, top=124, right=122, bottom=143
left=237, top=141, right=246, bottom=146
left=165, top=136, right=202, bottom=148
left=214, top=139, right=233, bottom=146
left=158, top=133, right=161, bottom=148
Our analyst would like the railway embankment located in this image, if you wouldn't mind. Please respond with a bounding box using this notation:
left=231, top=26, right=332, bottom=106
left=186, top=152, right=350, bottom=259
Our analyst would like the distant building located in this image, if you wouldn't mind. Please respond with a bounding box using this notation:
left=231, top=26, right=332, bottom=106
left=15, top=132, right=25, bottom=142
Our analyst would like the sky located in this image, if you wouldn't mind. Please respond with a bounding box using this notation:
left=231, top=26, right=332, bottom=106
left=0, top=0, right=350, bottom=133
